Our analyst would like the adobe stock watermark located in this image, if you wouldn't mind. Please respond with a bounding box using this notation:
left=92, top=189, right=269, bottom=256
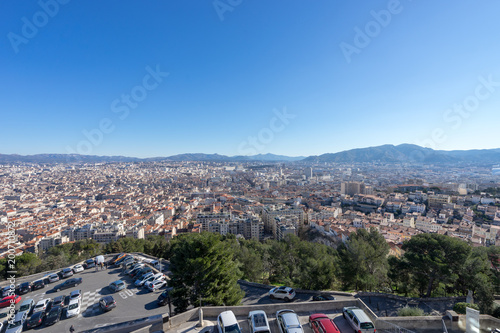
left=237, top=107, right=296, bottom=155
left=413, top=74, right=499, bottom=157
left=213, top=0, right=242, bottom=21
left=7, top=0, right=70, bottom=54
left=339, top=0, right=408, bottom=64
left=65, top=65, right=169, bottom=159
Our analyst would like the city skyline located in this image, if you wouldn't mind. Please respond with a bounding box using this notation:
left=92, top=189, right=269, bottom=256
left=2, top=1, right=500, bottom=157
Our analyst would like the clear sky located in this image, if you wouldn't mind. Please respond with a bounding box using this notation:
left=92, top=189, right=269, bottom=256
left=1, top=0, right=500, bottom=158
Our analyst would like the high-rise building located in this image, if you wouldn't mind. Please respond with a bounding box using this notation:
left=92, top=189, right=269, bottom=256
left=341, top=181, right=366, bottom=196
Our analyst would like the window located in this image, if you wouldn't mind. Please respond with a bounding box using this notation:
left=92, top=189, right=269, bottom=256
left=360, top=323, right=374, bottom=329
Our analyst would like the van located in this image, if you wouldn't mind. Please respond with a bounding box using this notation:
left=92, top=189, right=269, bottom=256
left=150, top=260, right=160, bottom=270
left=342, top=307, right=376, bottom=333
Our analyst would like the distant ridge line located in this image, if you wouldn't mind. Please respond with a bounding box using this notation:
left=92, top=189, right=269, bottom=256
left=1, top=144, right=499, bottom=164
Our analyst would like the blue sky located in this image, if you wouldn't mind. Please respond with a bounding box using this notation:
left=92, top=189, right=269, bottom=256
left=1, top=0, right=500, bottom=158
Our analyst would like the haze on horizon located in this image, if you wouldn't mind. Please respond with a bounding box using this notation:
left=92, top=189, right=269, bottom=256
left=1, top=1, right=500, bottom=158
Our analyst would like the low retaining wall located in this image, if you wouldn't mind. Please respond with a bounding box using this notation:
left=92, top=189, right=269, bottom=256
left=376, top=316, right=444, bottom=331
left=237, top=280, right=354, bottom=297
left=168, top=308, right=198, bottom=329
left=357, top=291, right=466, bottom=303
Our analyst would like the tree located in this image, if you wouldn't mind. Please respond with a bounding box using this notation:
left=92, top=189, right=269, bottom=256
left=388, top=255, right=413, bottom=296
left=168, top=232, right=244, bottom=313
left=235, top=239, right=265, bottom=283
left=338, top=228, right=389, bottom=291
left=401, top=233, right=470, bottom=297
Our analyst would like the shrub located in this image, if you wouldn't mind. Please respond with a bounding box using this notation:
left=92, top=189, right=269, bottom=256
left=492, top=305, right=500, bottom=318
left=453, top=302, right=479, bottom=314
left=397, top=306, right=425, bottom=316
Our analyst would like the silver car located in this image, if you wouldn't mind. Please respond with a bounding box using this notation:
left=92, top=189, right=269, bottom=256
left=5, top=311, right=27, bottom=333
left=276, top=309, right=303, bottom=333
left=248, top=310, right=271, bottom=333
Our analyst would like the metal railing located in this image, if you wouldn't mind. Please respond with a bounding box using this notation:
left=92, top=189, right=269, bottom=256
left=442, top=318, right=449, bottom=333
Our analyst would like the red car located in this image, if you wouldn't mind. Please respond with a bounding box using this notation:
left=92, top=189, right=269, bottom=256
left=309, top=314, right=340, bottom=333
left=0, top=294, right=21, bottom=308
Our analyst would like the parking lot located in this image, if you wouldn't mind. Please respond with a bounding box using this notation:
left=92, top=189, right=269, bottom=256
left=2, top=256, right=171, bottom=332
left=2, top=255, right=359, bottom=333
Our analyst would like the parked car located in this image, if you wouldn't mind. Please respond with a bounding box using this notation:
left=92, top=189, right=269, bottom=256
left=135, top=267, right=153, bottom=280
left=269, top=286, right=296, bottom=301
left=32, top=298, right=51, bottom=314
left=309, top=314, right=340, bottom=333
left=110, top=253, right=127, bottom=266
left=312, top=294, right=336, bottom=301
left=157, top=290, right=170, bottom=306
left=217, top=310, right=241, bottom=333
left=66, top=299, right=81, bottom=318
left=109, top=280, right=126, bottom=293
left=60, top=267, right=74, bottom=278
left=149, top=260, right=161, bottom=270
left=114, top=254, right=130, bottom=266
left=276, top=309, right=303, bottom=333
left=83, top=259, right=96, bottom=269
left=143, top=259, right=161, bottom=270
left=53, top=278, right=82, bottom=292
left=26, top=310, right=46, bottom=329
left=48, top=273, right=60, bottom=283
left=0, top=286, right=12, bottom=298
left=5, top=311, right=26, bottom=333
left=248, top=310, right=271, bottom=333
left=44, top=306, right=63, bottom=326
left=72, top=264, right=84, bottom=273
left=17, top=282, right=31, bottom=295
left=342, top=307, right=376, bottom=333
left=122, top=257, right=136, bottom=267
left=0, top=295, right=21, bottom=308
left=51, top=295, right=66, bottom=308
left=32, top=279, right=45, bottom=290
left=129, top=266, right=145, bottom=278
left=146, top=279, right=167, bottom=292
left=125, top=263, right=144, bottom=275
left=99, top=296, right=116, bottom=312
left=135, top=272, right=155, bottom=287
left=69, top=289, right=82, bottom=302
left=17, top=299, right=35, bottom=317
left=0, top=310, right=8, bottom=332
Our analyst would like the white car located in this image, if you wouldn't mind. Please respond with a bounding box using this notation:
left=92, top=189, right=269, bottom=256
left=135, top=272, right=154, bottom=287
left=72, top=264, right=84, bottom=273
left=145, top=279, right=167, bottom=292
left=70, top=289, right=82, bottom=302
left=269, top=286, right=296, bottom=302
left=33, top=298, right=51, bottom=314
left=48, top=273, right=60, bottom=283
left=66, top=299, right=81, bottom=318
left=217, top=310, right=242, bottom=333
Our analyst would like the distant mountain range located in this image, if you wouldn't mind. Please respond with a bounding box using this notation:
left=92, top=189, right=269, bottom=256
left=0, top=153, right=305, bottom=164
left=1, top=145, right=499, bottom=164
left=303, top=144, right=500, bottom=164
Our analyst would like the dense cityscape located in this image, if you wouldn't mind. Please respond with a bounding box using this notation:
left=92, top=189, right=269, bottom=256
left=1, top=159, right=499, bottom=257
